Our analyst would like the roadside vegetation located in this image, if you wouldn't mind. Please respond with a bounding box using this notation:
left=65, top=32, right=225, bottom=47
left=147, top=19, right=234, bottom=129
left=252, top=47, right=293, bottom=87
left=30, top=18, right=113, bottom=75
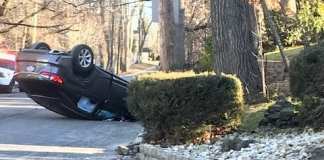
left=240, top=102, right=274, bottom=131
left=128, top=43, right=324, bottom=146
left=265, top=45, right=304, bottom=61
left=128, top=72, right=244, bottom=145
left=124, top=0, right=324, bottom=159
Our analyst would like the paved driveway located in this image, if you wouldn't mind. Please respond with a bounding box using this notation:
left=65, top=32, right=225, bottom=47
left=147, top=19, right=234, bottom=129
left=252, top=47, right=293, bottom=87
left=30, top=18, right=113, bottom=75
left=0, top=93, right=142, bottom=160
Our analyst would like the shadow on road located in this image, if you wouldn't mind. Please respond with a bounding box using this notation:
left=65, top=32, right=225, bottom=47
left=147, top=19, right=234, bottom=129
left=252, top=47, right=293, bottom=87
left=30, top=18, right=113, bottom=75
left=0, top=93, right=142, bottom=160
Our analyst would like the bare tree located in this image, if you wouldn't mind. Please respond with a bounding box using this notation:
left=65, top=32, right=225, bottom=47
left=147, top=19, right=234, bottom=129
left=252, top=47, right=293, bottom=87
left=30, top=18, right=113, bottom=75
left=0, top=0, right=76, bottom=34
left=137, top=18, right=152, bottom=63
left=134, top=1, right=153, bottom=64
left=0, top=0, right=136, bottom=74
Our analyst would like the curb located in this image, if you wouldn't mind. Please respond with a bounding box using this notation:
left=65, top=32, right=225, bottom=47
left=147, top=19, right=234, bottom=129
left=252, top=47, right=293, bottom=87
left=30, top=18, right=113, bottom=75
left=137, top=144, right=191, bottom=160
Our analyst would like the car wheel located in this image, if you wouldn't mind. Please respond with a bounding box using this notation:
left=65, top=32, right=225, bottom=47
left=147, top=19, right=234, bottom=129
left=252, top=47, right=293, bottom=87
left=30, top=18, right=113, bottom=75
left=71, top=44, right=94, bottom=76
left=29, top=42, right=51, bottom=50
left=18, top=86, right=25, bottom=92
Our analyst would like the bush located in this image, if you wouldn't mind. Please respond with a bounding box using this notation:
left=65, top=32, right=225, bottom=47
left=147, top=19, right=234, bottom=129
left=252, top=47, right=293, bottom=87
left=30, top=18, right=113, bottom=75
left=128, top=72, right=244, bottom=145
left=289, top=44, right=324, bottom=98
left=193, top=37, right=214, bottom=73
left=290, top=43, right=324, bottom=128
left=298, top=96, right=324, bottom=128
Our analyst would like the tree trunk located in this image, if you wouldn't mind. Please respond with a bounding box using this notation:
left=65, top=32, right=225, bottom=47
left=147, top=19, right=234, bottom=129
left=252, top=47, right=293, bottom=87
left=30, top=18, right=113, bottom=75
left=0, top=0, right=9, bottom=16
left=137, top=2, right=144, bottom=64
left=280, top=0, right=297, bottom=16
left=138, top=20, right=152, bottom=62
left=185, top=34, right=194, bottom=66
left=159, top=0, right=175, bottom=71
left=261, top=0, right=289, bottom=72
left=107, top=10, right=115, bottom=72
left=173, top=9, right=186, bottom=70
left=99, top=0, right=112, bottom=71
left=255, top=3, right=267, bottom=98
left=98, top=44, right=105, bottom=68
left=116, top=14, right=123, bottom=75
left=211, top=0, right=263, bottom=98
left=121, top=10, right=130, bottom=72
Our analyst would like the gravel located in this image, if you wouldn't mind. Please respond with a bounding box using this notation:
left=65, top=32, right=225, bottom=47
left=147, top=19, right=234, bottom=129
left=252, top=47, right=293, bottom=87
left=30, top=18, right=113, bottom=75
left=150, top=129, right=324, bottom=160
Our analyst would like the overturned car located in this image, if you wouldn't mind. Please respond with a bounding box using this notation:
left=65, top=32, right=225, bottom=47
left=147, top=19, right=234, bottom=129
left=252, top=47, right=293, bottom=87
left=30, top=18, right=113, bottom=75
left=15, top=42, right=132, bottom=120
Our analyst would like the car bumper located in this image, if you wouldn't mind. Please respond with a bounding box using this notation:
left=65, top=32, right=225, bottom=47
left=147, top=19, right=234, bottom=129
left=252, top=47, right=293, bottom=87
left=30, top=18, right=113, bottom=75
left=15, top=72, right=52, bottom=82
left=15, top=71, right=65, bottom=82
left=14, top=72, right=62, bottom=96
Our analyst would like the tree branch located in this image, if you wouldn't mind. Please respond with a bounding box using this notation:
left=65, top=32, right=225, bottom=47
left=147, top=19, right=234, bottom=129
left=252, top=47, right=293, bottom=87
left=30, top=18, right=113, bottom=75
left=185, top=24, right=210, bottom=32
left=0, top=21, right=61, bottom=28
left=0, top=0, right=56, bottom=33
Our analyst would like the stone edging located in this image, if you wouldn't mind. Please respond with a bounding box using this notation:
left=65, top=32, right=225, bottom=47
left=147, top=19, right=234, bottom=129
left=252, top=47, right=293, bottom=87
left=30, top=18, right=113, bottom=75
left=137, top=144, right=191, bottom=160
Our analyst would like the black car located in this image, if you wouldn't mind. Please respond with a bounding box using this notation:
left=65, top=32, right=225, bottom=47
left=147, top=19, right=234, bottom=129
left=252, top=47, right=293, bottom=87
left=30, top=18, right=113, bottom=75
left=14, top=42, right=131, bottom=120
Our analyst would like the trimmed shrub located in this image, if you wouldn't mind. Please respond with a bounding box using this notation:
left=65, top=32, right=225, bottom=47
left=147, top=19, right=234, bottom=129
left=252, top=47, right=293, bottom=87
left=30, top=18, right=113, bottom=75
left=290, top=44, right=324, bottom=98
left=298, top=96, right=324, bottom=128
left=128, top=72, right=244, bottom=145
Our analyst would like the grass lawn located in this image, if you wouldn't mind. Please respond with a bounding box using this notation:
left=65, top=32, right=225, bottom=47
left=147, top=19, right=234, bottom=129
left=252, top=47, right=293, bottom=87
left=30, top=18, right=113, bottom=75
left=265, top=46, right=304, bottom=61
left=240, top=102, right=274, bottom=131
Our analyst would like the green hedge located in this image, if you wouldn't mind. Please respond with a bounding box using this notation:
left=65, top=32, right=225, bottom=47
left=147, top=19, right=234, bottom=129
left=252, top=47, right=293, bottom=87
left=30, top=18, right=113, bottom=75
left=290, top=44, right=324, bottom=98
left=297, top=96, right=324, bottom=128
left=127, top=72, right=244, bottom=145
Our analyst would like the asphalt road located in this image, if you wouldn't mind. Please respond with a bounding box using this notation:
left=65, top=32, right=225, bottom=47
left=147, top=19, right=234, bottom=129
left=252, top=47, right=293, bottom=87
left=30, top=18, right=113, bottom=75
left=0, top=92, right=142, bottom=160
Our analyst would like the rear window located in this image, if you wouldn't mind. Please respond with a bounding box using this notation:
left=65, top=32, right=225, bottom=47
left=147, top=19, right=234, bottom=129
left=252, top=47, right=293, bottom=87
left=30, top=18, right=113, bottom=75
left=0, top=59, right=15, bottom=70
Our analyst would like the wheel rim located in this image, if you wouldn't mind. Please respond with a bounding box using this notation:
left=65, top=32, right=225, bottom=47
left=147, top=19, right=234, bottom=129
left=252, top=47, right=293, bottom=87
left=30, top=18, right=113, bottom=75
left=78, top=48, right=92, bottom=68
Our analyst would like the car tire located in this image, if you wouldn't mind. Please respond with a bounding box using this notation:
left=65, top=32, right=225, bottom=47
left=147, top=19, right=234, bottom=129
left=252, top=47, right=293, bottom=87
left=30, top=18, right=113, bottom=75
left=29, top=42, right=51, bottom=50
left=7, top=81, right=14, bottom=93
left=18, top=86, right=24, bottom=92
left=5, top=80, right=14, bottom=93
left=71, top=44, right=94, bottom=76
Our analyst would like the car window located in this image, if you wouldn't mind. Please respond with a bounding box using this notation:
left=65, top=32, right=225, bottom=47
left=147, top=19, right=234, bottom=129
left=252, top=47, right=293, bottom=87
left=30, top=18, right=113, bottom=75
left=0, top=59, right=15, bottom=70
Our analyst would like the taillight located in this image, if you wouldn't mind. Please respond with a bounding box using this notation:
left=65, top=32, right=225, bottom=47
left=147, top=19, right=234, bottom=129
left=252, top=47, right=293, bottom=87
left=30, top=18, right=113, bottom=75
left=40, top=71, right=64, bottom=85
